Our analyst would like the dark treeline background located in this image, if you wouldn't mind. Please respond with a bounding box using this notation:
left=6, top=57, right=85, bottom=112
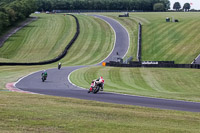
left=38, top=0, right=170, bottom=11
left=0, top=0, right=37, bottom=34
left=0, top=0, right=170, bottom=34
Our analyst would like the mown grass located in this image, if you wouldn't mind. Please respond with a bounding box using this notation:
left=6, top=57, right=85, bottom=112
left=59, top=14, right=114, bottom=65
left=101, top=12, right=200, bottom=63
left=0, top=92, right=200, bottom=133
left=70, top=66, right=200, bottom=102
left=0, top=14, right=114, bottom=65
left=0, top=13, right=76, bottom=62
left=141, top=12, right=200, bottom=63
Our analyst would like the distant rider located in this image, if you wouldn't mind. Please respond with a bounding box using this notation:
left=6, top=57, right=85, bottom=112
left=41, top=70, right=48, bottom=79
left=58, top=62, right=62, bottom=70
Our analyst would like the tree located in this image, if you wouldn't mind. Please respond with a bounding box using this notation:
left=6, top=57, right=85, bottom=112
left=0, top=11, right=9, bottom=32
left=153, top=3, right=165, bottom=11
left=162, top=0, right=170, bottom=10
left=183, top=3, right=190, bottom=12
left=173, top=2, right=181, bottom=11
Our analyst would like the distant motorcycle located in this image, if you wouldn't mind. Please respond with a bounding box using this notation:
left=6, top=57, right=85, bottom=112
left=41, top=71, right=47, bottom=82
left=41, top=75, right=47, bottom=82
left=58, top=62, right=62, bottom=70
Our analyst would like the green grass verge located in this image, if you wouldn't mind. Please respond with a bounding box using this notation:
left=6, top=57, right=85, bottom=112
left=0, top=92, right=200, bottom=132
left=70, top=66, right=200, bottom=102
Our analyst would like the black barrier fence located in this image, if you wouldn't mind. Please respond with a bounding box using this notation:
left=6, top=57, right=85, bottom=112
left=137, top=23, right=142, bottom=62
left=106, top=61, right=200, bottom=69
left=0, top=14, right=80, bottom=66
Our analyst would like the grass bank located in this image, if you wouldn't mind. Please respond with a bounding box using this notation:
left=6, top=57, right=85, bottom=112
left=70, top=66, right=200, bottom=102
left=0, top=92, right=200, bottom=132
left=0, top=14, right=76, bottom=62
left=101, top=12, right=200, bottom=63
left=0, top=14, right=114, bottom=66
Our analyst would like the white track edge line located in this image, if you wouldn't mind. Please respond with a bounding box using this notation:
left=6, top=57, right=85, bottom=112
left=94, top=15, right=130, bottom=59
left=68, top=14, right=130, bottom=88
left=68, top=68, right=200, bottom=104
left=13, top=70, right=43, bottom=95
left=93, top=15, right=117, bottom=65
left=191, top=54, right=200, bottom=64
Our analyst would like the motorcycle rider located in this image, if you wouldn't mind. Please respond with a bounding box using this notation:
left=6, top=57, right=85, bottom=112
left=58, top=62, right=62, bottom=69
left=94, top=76, right=104, bottom=91
left=88, top=76, right=104, bottom=93
left=41, top=70, right=48, bottom=80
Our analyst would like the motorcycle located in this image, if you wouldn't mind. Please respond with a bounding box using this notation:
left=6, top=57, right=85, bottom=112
left=41, top=75, right=47, bottom=82
left=88, top=81, right=100, bottom=94
left=58, top=63, right=61, bottom=70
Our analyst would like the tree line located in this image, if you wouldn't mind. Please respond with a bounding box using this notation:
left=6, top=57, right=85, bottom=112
left=0, top=0, right=38, bottom=34
left=0, top=0, right=170, bottom=35
left=37, top=0, right=170, bottom=12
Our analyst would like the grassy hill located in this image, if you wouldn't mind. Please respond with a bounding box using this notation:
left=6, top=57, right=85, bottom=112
left=60, top=14, right=114, bottom=66
left=0, top=14, right=76, bottom=62
left=0, top=13, right=114, bottom=65
left=102, top=12, right=200, bottom=64
left=69, top=12, right=200, bottom=102
left=1, top=92, right=200, bottom=132
left=1, top=12, right=200, bottom=132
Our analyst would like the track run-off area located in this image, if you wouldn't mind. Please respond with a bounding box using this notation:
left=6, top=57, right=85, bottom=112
left=15, top=15, right=200, bottom=112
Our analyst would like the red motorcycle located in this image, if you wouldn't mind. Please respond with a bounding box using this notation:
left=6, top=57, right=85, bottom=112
left=88, top=79, right=104, bottom=94
left=88, top=81, right=99, bottom=94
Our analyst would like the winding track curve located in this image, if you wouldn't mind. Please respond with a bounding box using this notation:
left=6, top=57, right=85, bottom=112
left=15, top=15, right=200, bottom=112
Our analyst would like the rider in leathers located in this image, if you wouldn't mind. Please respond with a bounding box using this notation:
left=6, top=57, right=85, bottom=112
left=41, top=70, right=48, bottom=79
left=94, top=76, right=104, bottom=91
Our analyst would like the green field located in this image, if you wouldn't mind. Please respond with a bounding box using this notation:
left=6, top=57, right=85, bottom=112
left=1, top=12, right=200, bottom=132
left=60, top=14, right=114, bottom=66
left=0, top=14, right=76, bottom=62
left=0, top=14, right=114, bottom=64
left=0, top=92, right=200, bottom=133
left=102, top=12, right=200, bottom=63
left=70, top=66, right=200, bottom=102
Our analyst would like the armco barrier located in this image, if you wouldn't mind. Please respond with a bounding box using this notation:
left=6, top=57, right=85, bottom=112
left=0, top=14, right=80, bottom=66
left=106, top=61, right=200, bottom=69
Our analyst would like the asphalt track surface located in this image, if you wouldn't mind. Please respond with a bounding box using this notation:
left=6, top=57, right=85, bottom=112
left=192, top=54, right=200, bottom=64
left=15, top=15, right=200, bottom=112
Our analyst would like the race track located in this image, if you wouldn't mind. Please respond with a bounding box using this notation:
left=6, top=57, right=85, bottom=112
left=15, top=15, right=200, bottom=112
